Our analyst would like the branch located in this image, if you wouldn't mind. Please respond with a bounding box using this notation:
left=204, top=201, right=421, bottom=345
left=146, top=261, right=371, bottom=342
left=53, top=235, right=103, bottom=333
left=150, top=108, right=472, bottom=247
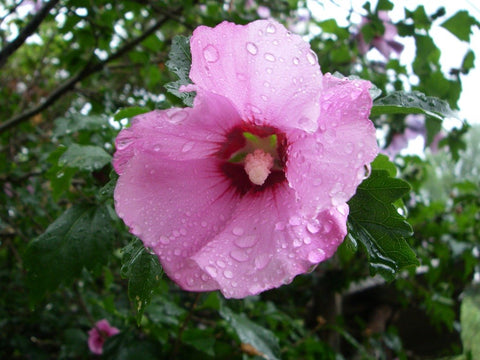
left=0, top=10, right=180, bottom=134
left=0, top=0, right=60, bottom=69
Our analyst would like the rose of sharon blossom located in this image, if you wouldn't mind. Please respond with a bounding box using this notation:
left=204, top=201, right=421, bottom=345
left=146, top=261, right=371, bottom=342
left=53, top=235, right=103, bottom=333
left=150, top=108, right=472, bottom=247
left=357, top=11, right=404, bottom=59
left=87, top=319, right=120, bottom=355
left=113, top=20, right=378, bottom=298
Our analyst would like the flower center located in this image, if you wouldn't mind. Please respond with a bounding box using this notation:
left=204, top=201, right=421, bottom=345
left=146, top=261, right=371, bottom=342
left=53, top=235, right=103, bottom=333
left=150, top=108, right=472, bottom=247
left=244, top=149, right=274, bottom=186
left=218, top=125, right=287, bottom=196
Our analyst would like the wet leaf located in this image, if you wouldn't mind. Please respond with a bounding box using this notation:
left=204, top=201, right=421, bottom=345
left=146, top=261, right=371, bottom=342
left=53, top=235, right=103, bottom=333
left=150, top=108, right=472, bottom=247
left=59, top=144, right=111, bottom=171
left=121, top=239, right=163, bottom=324
left=348, top=168, right=418, bottom=280
left=24, top=204, right=115, bottom=304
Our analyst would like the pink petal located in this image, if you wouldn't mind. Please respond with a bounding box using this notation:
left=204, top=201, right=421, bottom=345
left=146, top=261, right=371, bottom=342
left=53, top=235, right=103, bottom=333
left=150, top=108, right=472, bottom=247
left=192, top=185, right=348, bottom=298
left=287, top=74, right=378, bottom=216
left=113, top=91, right=241, bottom=175
left=189, top=20, right=323, bottom=132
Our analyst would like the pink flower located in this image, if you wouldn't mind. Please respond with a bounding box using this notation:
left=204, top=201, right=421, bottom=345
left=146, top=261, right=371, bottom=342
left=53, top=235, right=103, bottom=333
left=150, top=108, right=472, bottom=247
left=113, top=20, right=378, bottom=298
left=357, top=11, right=404, bottom=59
left=87, top=319, right=120, bottom=355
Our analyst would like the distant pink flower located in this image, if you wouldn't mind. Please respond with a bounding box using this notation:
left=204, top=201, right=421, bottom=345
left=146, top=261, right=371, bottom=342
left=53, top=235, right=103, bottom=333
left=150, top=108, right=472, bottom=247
left=357, top=11, right=404, bottom=59
left=383, top=114, right=426, bottom=158
left=113, top=20, right=378, bottom=298
left=87, top=319, right=119, bottom=355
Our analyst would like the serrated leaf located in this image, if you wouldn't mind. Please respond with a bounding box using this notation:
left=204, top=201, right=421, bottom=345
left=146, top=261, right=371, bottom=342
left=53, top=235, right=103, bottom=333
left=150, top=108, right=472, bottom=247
left=220, top=305, right=281, bottom=360
left=59, top=144, right=111, bottom=171
left=114, top=106, right=151, bottom=122
left=45, top=146, right=76, bottom=201
left=121, top=239, right=163, bottom=324
left=24, top=204, right=114, bottom=304
left=441, top=10, right=479, bottom=42
left=371, top=91, right=457, bottom=121
left=347, top=169, right=418, bottom=280
left=165, top=35, right=195, bottom=106
left=53, top=114, right=108, bottom=137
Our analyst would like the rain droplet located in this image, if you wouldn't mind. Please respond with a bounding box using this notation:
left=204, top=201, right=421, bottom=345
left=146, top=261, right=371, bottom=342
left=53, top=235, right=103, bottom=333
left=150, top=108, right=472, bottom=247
left=246, top=42, right=258, bottom=55
left=308, top=248, right=326, bottom=263
left=116, top=137, right=134, bottom=150
left=167, top=110, right=188, bottom=124
left=216, top=260, right=226, bottom=268
left=153, top=144, right=161, bottom=152
left=159, top=236, right=170, bottom=244
left=266, top=23, right=276, bottom=34
left=230, top=249, right=249, bottom=262
left=223, top=270, right=233, bottom=279
left=292, top=57, right=300, bottom=65
left=264, top=53, right=276, bottom=62
left=307, top=222, right=320, bottom=234
left=306, top=50, right=318, bottom=65
left=203, top=44, right=219, bottom=63
left=205, top=265, right=217, bottom=277
left=182, top=141, right=194, bottom=152
left=261, top=95, right=268, bottom=102
left=254, top=254, right=270, bottom=270
left=187, top=277, right=195, bottom=285
left=266, top=67, right=273, bottom=74
left=232, top=227, right=244, bottom=236
left=275, top=222, right=285, bottom=231
left=234, top=235, right=258, bottom=248
left=289, top=216, right=301, bottom=226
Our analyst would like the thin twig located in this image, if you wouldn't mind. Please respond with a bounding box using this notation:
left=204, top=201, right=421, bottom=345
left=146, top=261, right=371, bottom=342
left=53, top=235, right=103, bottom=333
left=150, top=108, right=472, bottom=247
left=0, top=7, right=182, bottom=134
left=0, top=0, right=60, bottom=69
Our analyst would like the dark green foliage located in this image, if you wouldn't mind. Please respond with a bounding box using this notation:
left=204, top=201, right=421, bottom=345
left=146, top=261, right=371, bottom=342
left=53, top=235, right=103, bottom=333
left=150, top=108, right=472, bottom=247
left=24, top=204, right=115, bottom=304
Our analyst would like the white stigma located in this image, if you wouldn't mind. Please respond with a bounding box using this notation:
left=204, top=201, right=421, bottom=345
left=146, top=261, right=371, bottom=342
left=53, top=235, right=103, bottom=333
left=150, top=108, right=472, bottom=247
left=244, top=149, right=274, bottom=186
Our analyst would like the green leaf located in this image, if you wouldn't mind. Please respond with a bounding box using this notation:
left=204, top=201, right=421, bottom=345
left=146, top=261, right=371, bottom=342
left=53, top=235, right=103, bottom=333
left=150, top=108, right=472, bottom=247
left=220, top=305, right=281, bottom=360
left=441, top=10, right=479, bottom=42
left=121, top=239, right=163, bottom=324
left=114, top=106, right=151, bottom=122
left=165, top=35, right=195, bottom=106
left=45, top=146, right=76, bottom=201
left=462, top=50, right=475, bottom=74
left=375, top=0, right=393, bottom=11
left=371, top=91, right=457, bottom=121
left=24, top=204, right=114, bottom=304
left=371, top=154, right=397, bottom=177
left=53, top=114, right=108, bottom=137
left=182, top=328, right=216, bottom=356
left=347, top=169, right=418, bottom=280
left=59, top=144, right=112, bottom=171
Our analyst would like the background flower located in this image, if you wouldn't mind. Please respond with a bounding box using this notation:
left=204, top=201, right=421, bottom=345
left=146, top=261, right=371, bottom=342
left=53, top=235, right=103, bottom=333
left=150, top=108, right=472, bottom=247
left=87, top=319, right=119, bottom=355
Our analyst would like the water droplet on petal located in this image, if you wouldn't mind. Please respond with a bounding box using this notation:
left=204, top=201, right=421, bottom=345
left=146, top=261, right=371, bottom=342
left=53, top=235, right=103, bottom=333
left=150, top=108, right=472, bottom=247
left=223, top=270, right=233, bottom=279
left=167, top=109, right=188, bottom=124
left=234, top=235, right=258, bottom=248
left=261, top=95, right=268, bottom=102
left=216, top=260, right=226, bottom=268
left=246, top=42, right=258, bottom=55
left=308, top=248, right=326, bottom=263
left=254, top=254, right=270, bottom=270
left=230, top=249, right=249, bottom=262
left=153, top=144, right=161, bottom=152
left=116, top=137, right=134, bottom=150
left=266, top=67, right=273, bottom=74
left=264, top=53, right=276, bottom=62
left=289, top=216, right=301, bottom=226
left=203, top=44, right=219, bottom=63
left=232, top=227, right=244, bottom=236
left=307, top=222, right=320, bottom=234
left=205, top=265, right=217, bottom=277
left=186, top=277, right=195, bottom=285
left=275, top=222, right=285, bottom=231
left=292, top=57, right=300, bottom=65
left=266, top=23, right=276, bottom=34
left=182, top=141, right=194, bottom=152
left=306, top=50, right=318, bottom=65
left=159, top=236, right=170, bottom=244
